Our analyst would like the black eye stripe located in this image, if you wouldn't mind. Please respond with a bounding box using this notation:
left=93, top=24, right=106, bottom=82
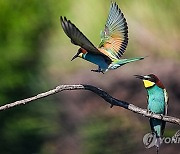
left=148, top=75, right=157, bottom=83
left=149, top=78, right=155, bottom=82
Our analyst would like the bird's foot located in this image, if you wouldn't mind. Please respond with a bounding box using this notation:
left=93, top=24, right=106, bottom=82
left=147, top=110, right=153, bottom=115
left=160, top=114, right=164, bottom=120
left=91, top=69, right=104, bottom=74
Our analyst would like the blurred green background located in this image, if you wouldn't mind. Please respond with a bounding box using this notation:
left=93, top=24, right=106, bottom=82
left=0, top=0, right=180, bottom=153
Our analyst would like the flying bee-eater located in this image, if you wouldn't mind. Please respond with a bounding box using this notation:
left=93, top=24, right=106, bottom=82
left=135, top=74, right=168, bottom=153
left=60, top=2, right=145, bottom=73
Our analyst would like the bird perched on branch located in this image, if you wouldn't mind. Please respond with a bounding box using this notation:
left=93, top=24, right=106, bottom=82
left=135, top=74, right=168, bottom=153
left=60, top=2, right=145, bottom=73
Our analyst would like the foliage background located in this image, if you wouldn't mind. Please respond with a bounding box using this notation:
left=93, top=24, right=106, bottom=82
left=0, top=0, right=179, bottom=153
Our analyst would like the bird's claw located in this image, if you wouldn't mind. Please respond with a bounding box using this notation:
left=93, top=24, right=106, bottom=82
left=147, top=110, right=153, bottom=115
left=91, top=69, right=99, bottom=72
left=91, top=69, right=104, bottom=74
left=160, top=114, right=164, bottom=120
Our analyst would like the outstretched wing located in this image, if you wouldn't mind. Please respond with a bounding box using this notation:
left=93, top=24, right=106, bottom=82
left=60, top=16, right=103, bottom=55
left=98, top=2, right=128, bottom=60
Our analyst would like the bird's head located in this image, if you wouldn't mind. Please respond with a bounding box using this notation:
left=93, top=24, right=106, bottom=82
left=135, top=74, right=164, bottom=89
left=71, top=48, right=87, bottom=61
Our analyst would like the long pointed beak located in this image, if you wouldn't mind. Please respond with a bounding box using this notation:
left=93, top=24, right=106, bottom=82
left=71, top=53, right=79, bottom=61
left=134, top=75, right=144, bottom=80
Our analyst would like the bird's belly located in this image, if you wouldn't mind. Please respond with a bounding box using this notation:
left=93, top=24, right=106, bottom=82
left=85, top=54, right=109, bottom=69
left=148, top=98, right=165, bottom=114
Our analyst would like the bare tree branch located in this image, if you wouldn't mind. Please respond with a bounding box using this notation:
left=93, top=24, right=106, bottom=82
left=0, top=84, right=179, bottom=126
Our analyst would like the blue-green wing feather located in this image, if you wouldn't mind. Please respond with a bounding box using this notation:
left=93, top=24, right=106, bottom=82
left=99, top=2, right=128, bottom=59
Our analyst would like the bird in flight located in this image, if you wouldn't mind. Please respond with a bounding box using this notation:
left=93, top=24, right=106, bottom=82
left=135, top=74, right=168, bottom=153
left=60, top=2, right=145, bottom=73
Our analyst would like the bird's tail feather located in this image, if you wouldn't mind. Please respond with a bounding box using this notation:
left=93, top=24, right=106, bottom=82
left=116, top=56, right=145, bottom=65
left=155, top=137, right=161, bottom=148
left=155, top=136, right=162, bottom=154
left=108, top=56, right=145, bottom=70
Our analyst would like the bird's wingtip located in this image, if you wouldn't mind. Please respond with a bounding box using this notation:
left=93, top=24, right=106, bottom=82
left=64, top=16, right=68, bottom=21
left=60, top=16, right=63, bottom=21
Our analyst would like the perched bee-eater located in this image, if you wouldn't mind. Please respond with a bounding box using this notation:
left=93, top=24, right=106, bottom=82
left=60, top=2, right=145, bottom=73
left=135, top=74, right=168, bottom=152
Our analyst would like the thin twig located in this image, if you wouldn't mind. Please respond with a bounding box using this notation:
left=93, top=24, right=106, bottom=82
left=0, top=84, right=179, bottom=126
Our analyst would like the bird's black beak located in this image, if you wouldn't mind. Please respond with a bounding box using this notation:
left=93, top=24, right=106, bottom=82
left=71, top=53, right=79, bottom=61
left=71, top=49, right=81, bottom=61
left=134, top=75, right=144, bottom=80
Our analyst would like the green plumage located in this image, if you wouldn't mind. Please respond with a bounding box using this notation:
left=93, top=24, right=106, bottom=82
left=147, top=85, right=166, bottom=137
left=135, top=74, right=168, bottom=152
left=60, top=2, right=145, bottom=73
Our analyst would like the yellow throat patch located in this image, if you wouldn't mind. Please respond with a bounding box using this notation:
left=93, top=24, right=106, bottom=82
left=143, top=80, right=155, bottom=88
